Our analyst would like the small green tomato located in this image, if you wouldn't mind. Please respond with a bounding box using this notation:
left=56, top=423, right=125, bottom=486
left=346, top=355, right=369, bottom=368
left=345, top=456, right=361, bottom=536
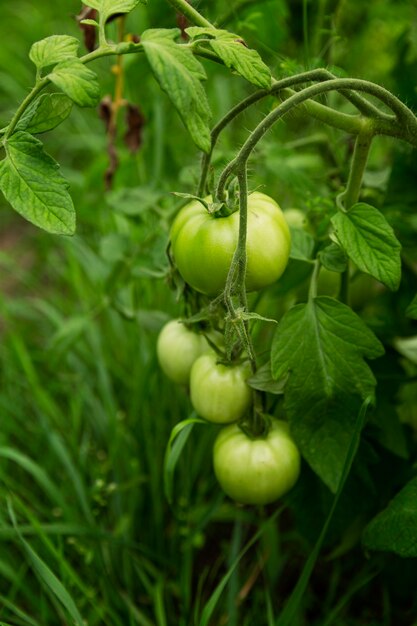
left=213, top=419, right=301, bottom=505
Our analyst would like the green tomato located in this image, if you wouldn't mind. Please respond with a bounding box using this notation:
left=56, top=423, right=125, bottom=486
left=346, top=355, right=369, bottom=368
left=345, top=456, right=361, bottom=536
left=170, top=192, right=291, bottom=296
left=190, top=352, right=252, bottom=424
left=213, top=419, right=301, bottom=505
left=157, top=319, right=210, bottom=385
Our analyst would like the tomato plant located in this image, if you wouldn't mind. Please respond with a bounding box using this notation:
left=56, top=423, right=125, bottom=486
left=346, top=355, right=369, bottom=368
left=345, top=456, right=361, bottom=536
left=213, top=419, right=301, bottom=505
left=157, top=319, right=211, bottom=385
left=189, top=352, right=252, bottom=423
left=170, top=192, right=291, bottom=295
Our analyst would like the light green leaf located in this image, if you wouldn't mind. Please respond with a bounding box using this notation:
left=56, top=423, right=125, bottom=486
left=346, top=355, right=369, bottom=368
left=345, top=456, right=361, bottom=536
left=8, top=501, right=84, bottom=626
left=393, top=335, right=417, bottom=364
left=29, top=35, right=79, bottom=70
left=186, top=27, right=271, bottom=88
left=363, top=477, right=417, bottom=557
left=289, top=226, right=315, bottom=261
left=164, top=415, right=206, bottom=505
left=141, top=29, right=211, bottom=153
left=48, top=59, right=100, bottom=107
left=331, top=203, right=401, bottom=291
left=83, top=0, right=142, bottom=22
left=271, top=297, right=384, bottom=491
left=16, top=93, right=73, bottom=134
left=0, top=131, right=75, bottom=235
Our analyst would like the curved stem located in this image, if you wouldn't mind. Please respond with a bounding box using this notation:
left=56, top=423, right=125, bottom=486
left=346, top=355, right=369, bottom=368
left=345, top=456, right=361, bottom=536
left=197, top=69, right=364, bottom=196
left=343, top=122, right=374, bottom=210
left=4, top=78, right=49, bottom=140
left=215, top=77, right=417, bottom=200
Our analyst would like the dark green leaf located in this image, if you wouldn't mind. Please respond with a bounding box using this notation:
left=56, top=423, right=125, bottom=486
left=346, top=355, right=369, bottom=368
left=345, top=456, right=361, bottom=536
left=247, top=362, right=286, bottom=394
left=406, top=294, right=417, bottom=319
left=331, top=203, right=401, bottom=291
left=16, top=93, right=73, bottom=134
left=319, top=242, right=348, bottom=272
left=271, top=297, right=384, bottom=491
left=29, top=36, right=79, bottom=70
left=141, top=29, right=211, bottom=153
left=48, top=60, right=100, bottom=108
left=0, top=131, right=75, bottom=234
left=363, top=477, right=417, bottom=557
left=186, top=27, right=271, bottom=89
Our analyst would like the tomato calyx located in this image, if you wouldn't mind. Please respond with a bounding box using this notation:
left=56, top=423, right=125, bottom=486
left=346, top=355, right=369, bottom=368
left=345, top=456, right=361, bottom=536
left=238, top=411, right=272, bottom=440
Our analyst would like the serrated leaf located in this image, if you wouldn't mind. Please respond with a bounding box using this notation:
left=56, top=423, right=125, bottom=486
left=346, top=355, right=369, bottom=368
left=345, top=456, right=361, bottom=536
left=83, top=0, right=142, bottom=22
left=289, top=226, right=314, bottom=261
left=16, top=93, right=73, bottom=134
left=0, top=131, right=75, bottom=235
left=186, top=27, right=271, bottom=89
left=29, top=36, right=79, bottom=70
left=48, top=60, right=100, bottom=107
left=319, top=242, right=347, bottom=272
left=331, top=203, right=401, bottom=291
left=406, top=294, right=417, bottom=319
left=271, top=297, right=384, bottom=491
left=141, top=29, right=211, bottom=153
left=363, top=477, right=417, bottom=557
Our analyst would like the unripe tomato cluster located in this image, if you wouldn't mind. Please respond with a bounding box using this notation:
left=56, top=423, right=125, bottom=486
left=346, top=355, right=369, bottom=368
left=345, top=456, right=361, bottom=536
left=157, top=191, right=301, bottom=505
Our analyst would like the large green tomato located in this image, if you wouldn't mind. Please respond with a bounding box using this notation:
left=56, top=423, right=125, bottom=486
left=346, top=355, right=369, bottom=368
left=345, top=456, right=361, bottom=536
left=190, top=352, right=252, bottom=424
left=170, top=192, right=291, bottom=296
left=213, top=419, right=301, bottom=505
left=157, top=319, right=210, bottom=385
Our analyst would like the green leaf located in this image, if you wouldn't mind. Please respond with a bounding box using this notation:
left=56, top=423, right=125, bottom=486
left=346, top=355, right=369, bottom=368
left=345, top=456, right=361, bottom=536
left=164, top=415, right=206, bottom=505
left=0, top=131, right=75, bottom=235
left=362, top=477, right=417, bottom=557
left=271, top=297, right=384, bottom=491
left=8, top=501, right=85, bottom=626
left=331, top=203, right=401, bottom=291
left=16, top=93, right=73, bottom=134
left=186, top=27, right=271, bottom=89
left=29, top=35, right=79, bottom=70
left=141, top=29, right=211, bottom=153
left=83, top=0, right=143, bottom=22
left=289, top=226, right=315, bottom=261
left=319, top=242, right=347, bottom=272
left=48, top=59, right=100, bottom=108
left=393, top=335, right=417, bottom=365
left=406, top=294, right=417, bottom=319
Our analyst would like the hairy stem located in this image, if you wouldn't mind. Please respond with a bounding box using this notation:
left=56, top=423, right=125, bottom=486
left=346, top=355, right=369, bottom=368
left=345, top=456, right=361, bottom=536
left=165, top=0, right=213, bottom=27
left=343, top=122, right=374, bottom=210
left=216, top=77, right=417, bottom=200
left=4, top=79, right=49, bottom=140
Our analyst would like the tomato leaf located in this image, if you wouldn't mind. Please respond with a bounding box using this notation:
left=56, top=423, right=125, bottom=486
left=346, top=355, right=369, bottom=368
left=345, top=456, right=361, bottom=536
left=141, top=29, right=211, bottom=153
left=48, top=59, right=100, bottom=108
left=15, top=93, right=73, bottom=134
left=247, top=362, right=286, bottom=394
left=289, top=226, right=315, bottom=261
left=29, top=35, right=79, bottom=70
left=186, top=27, right=272, bottom=89
left=82, top=0, right=143, bottom=22
left=319, top=242, right=347, bottom=272
left=0, top=131, right=75, bottom=234
left=331, top=203, right=401, bottom=291
left=271, top=297, right=384, bottom=492
left=362, top=477, right=417, bottom=557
